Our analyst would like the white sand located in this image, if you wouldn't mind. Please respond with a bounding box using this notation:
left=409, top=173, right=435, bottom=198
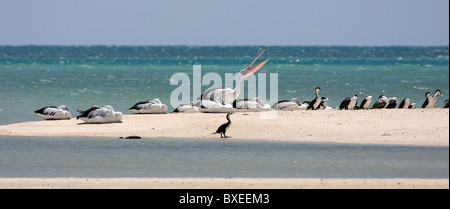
left=0, top=108, right=448, bottom=146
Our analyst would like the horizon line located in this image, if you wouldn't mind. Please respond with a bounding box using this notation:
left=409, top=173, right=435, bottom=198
left=1, top=44, right=449, bottom=48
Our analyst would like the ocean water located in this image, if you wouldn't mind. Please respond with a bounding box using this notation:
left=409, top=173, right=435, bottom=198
left=0, top=46, right=449, bottom=125
left=0, top=136, right=448, bottom=178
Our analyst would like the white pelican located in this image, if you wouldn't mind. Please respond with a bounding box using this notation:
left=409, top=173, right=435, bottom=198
left=371, top=95, right=390, bottom=109
left=422, top=89, right=441, bottom=108
left=339, top=95, right=358, bottom=110
left=172, top=103, right=200, bottom=113
left=77, top=105, right=99, bottom=114
left=193, top=99, right=233, bottom=109
left=128, top=98, right=168, bottom=114
left=34, top=105, right=72, bottom=120
left=232, top=97, right=271, bottom=111
left=191, top=99, right=233, bottom=113
left=76, top=105, right=123, bottom=123
left=272, top=98, right=309, bottom=111
left=198, top=50, right=270, bottom=105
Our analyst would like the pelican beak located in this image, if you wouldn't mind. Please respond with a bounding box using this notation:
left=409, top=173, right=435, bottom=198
left=241, top=50, right=270, bottom=78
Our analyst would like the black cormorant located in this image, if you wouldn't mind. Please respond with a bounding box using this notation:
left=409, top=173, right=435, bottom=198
left=339, top=95, right=358, bottom=110
left=306, top=87, right=321, bottom=110
left=422, top=89, right=441, bottom=108
left=213, top=112, right=234, bottom=138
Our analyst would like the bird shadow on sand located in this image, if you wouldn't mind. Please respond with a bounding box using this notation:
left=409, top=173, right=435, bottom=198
left=76, top=121, right=124, bottom=125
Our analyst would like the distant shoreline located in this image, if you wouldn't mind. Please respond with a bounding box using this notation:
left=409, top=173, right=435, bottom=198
left=1, top=45, right=449, bottom=47
left=0, top=177, right=447, bottom=189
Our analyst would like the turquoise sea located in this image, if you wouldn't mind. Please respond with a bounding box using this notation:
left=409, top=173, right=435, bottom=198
left=0, top=46, right=448, bottom=179
left=0, top=46, right=448, bottom=125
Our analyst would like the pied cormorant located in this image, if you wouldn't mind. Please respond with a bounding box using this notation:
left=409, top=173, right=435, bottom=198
left=213, top=112, right=234, bottom=138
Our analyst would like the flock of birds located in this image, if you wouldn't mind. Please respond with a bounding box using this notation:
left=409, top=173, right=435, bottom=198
left=34, top=88, right=449, bottom=122
left=33, top=87, right=449, bottom=138
left=274, top=87, right=448, bottom=111
left=34, top=98, right=168, bottom=123
left=33, top=50, right=448, bottom=138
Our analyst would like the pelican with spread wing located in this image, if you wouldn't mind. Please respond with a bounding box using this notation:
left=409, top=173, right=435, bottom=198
left=197, top=50, right=270, bottom=107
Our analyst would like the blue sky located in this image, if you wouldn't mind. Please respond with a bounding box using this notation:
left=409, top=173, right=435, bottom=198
left=0, top=0, right=448, bottom=46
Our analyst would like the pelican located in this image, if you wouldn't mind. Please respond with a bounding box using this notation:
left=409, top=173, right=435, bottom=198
left=198, top=50, right=270, bottom=105
left=358, top=96, right=372, bottom=110
left=34, top=105, right=72, bottom=120
left=272, top=98, right=309, bottom=111
left=76, top=105, right=123, bottom=123
left=213, top=112, right=234, bottom=138
left=371, top=95, right=390, bottom=109
left=422, top=89, right=441, bottom=108
left=172, top=103, right=200, bottom=113
left=77, top=105, right=99, bottom=114
left=232, top=97, right=271, bottom=111
left=386, top=97, right=398, bottom=109
left=305, top=87, right=322, bottom=110
left=193, top=99, right=233, bottom=109
left=398, top=98, right=411, bottom=109
left=339, top=95, right=358, bottom=110
left=128, top=98, right=168, bottom=114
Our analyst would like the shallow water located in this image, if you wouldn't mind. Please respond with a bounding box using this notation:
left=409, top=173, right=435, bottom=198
left=0, top=136, right=448, bottom=179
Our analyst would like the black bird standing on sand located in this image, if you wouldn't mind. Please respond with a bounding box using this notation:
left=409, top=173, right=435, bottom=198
left=213, top=112, right=234, bottom=138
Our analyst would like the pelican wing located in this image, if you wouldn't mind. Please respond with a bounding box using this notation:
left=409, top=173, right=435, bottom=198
left=35, top=106, right=59, bottom=115
left=198, top=88, right=222, bottom=101
left=129, top=101, right=151, bottom=110
left=77, top=106, right=101, bottom=119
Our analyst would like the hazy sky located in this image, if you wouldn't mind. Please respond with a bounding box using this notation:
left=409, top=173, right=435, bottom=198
left=0, top=0, right=448, bottom=46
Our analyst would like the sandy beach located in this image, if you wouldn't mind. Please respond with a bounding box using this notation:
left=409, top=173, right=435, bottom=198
left=0, top=177, right=447, bottom=189
left=1, top=108, right=448, bottom=146
left=0, top=108, right=448, bottom=189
